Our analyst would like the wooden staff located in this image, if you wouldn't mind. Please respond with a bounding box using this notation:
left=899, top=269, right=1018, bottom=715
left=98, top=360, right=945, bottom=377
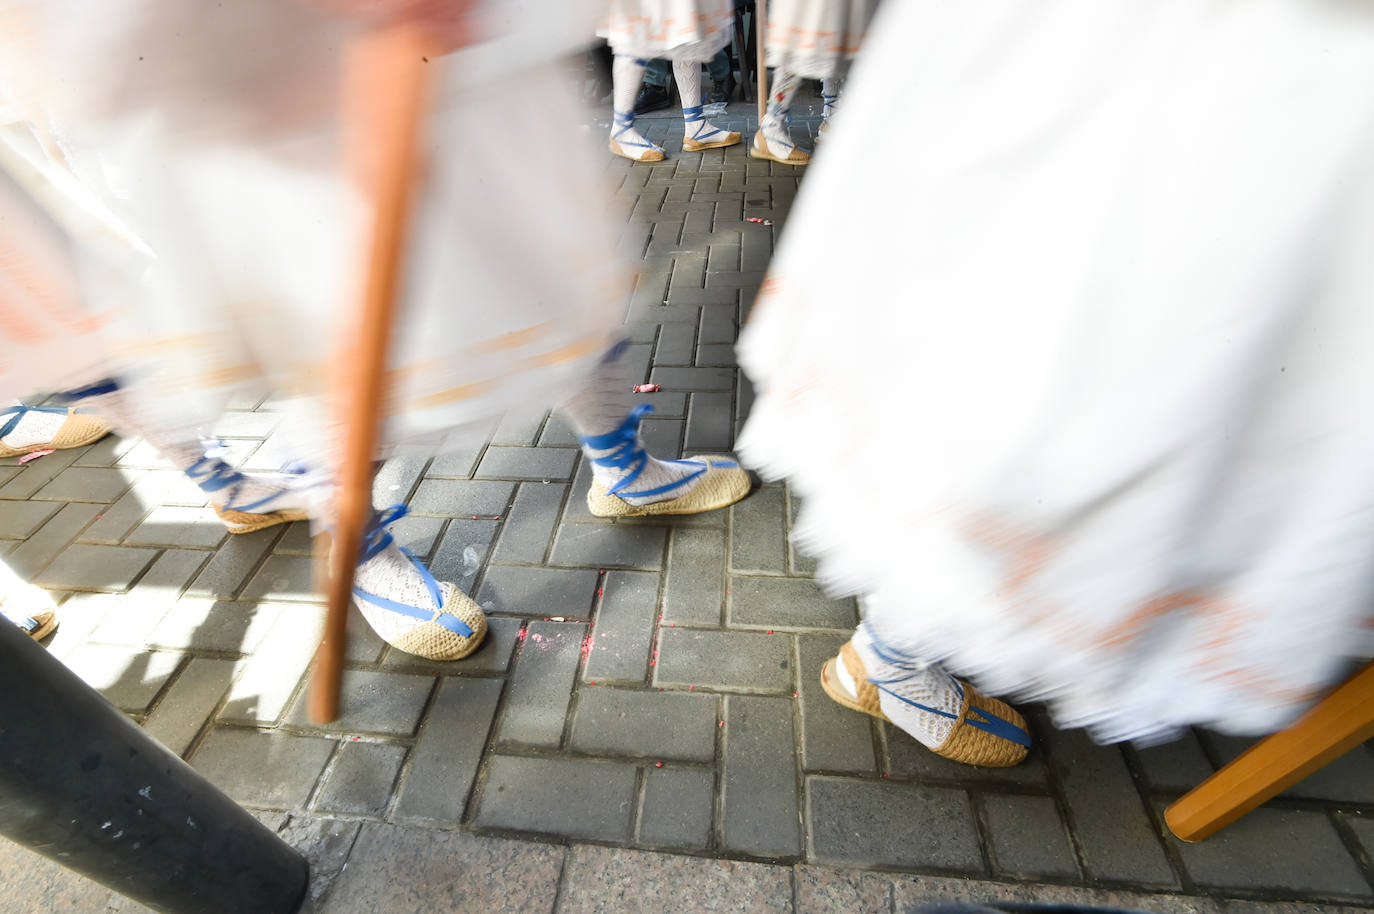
left=756, top=0, right=768, bottom=125
left=309, top=23, right=435, bottom=723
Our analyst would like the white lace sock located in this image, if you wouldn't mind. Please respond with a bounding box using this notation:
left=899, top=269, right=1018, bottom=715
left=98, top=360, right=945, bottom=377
left=561, top=346, right=709, bottom=507
left=611, top=56, right=664, bottom=160
left=759, top=70, right=804, bottom=155
left=1, top=401, right=67, bottom=449
left=838, top=622, right=965, bottom=750
left=674, top=59, right=732, bottom=144
left=821, top=76, right=842, bottom=126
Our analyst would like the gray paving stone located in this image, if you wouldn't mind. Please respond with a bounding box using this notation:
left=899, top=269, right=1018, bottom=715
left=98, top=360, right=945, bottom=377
left=795, top=866, right=893, bottom=914
left=73, top=431, right=138, bottom=467
left=981, top=793, right=1079, bottom=879
left=0, top=443, right=82, bottom=499
left=322, top=823, right=563, bottom=914
left=428, top=517, right=499, bottom=585
left=286, top=669, right=434, bottom=736
left=697, top=306, right=739, bottom=345
left=190, top=728, right=335, bottom=808
left=43, top=591, right=119, bottom=660
left=85, top=548, right=208, bottom=646
left=371, top=451, right=428, bottom=504
left=721, top=694, right=800, bottom=856
left=272, top=815, right=361, bottom=909
left=5, top=501, right=101, bottom=578
left=638, top=766, right=715, bottom=850
left=496, top=620, right=586, bottom=746
left=490, top=408, right=547, bottom=446
left=655, top=321, right=697, bottom=366
left=185, top=526, right=278, bottom=599
left=476, top=565, right=599, bottom=617
left=729, top=576, right=857, bottom=631
left=685, top=391, right=734, bottom=451
left=1042, top=724, right=1178, bottom=886
left=634, top=390, right=688, bottom=417
left=425, top=440, right=485, bottom=478
left=807, top=777, right=983, bottom=872
left=475, top=445, right=578, bottom=481
left=394, top=676, right=503, bottom=823
left=220, top=604, right=324, bottom=724
left=729, top=485, right=786, bottom=574
left=381, top=614, right=522, bottom=674
left=885, top=718, right=1053, bottom=788
left=640, top=417, right=684, bottom=456
left=585, top=570, right=659, bottom=682
left=663, top=528, right=725, bottom=625
left=124, top=504, right=227, bottom=549
left=648, top=366, right=736, bottom=391
left=570, top=687, right=717, bottom=761
left=560, top=846, right=792, bottom=914
left=241, top=554, right=317, bottom=603
left=550, top=522, right=667, bottom=569
left=0, top=500, right=58, bottom=539
left=314, top=741, right=407, bottom=816
left=1161, top=802, right=1368, bottom=896
left=0, top=839, right=131, bottom=914
left=30, top=465, right=136, bottom=503
left=798, top=634, right=877, bottom=774
left=142, top=657, right=238, bottom=756
left=63, top=644, right=184, bottom=712
left=490, top=482, right=566, bottom=564
left=1131, top=730, right=1216, bottom=793
left=34, top=543, right=158, bottom=592
left=695, top=343, right=737, bottom=367
left=475, top=754, right=637, bottom=842
left=537, top=413, right=579, bottom=447
left=656, top=627, right=792, bottom=692
left=408, top=478, right=514, bottom=516
left=146, top=597, right=284, bottom=654
left=77, top=475, right=176, bottom=545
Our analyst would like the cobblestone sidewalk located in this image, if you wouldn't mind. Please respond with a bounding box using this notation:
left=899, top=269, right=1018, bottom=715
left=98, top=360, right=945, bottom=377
left=2, top=100, right=1373, bottom=913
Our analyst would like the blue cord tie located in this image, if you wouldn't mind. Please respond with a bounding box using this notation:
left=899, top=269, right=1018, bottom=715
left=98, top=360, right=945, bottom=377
left=0, top=404, right=68, bottom=440
left=353, top=504, right=472, bottom=638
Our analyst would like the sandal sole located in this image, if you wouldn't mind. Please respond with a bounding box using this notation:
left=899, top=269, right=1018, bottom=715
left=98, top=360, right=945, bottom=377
left=820, top=656, right=890, bottom=723
left=217, top=507, right=309, bottom=534
left=683, top=135, right=741, bottom=151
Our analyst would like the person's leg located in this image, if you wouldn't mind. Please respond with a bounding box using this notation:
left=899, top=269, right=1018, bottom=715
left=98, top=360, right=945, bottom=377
left=675, top=59, right=741, bottom=151
left=636, top=59, right=673, bottom=114
left=751, top=69, right=810, bottom=164
left=610, top=56, right=667, bottom=162
left=66, top=382, right=487, bottom=660
left=821, top=619, right=1031, bottom=767
left=707, top=48, right=734, bottom=103
left=561, top=343, right=750, bottom=517
left=820, top=75, right=843, bottom=134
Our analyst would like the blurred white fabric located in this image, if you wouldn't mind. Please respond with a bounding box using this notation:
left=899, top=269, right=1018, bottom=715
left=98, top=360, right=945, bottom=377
left=739, top=0, right=1374, bottom=742
left=0, top=0, right=625, bottom=464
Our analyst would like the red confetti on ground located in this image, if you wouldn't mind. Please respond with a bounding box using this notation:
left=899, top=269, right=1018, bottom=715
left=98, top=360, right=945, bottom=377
left=718, top=720, right=724, bottom=727
left=589, top=680, right=596, bottom=685
left=599, top=569, right=606, bottom=575
left=688, top=685, right=694, bottom=691
left=516, top=629, right=528, bottom=642
left=598, top=588, right=604, bottom=597
left=632, top=384, right=661, bottom=393
left=654, top=761, right=663, bottom=768
left=882, top=772, right=890, bottom=779
left=471, top=515, right=478, bottom=520
left=792, top=691, right=799, bottom=698
left=17, top=449, right=54, bottom=464
left=581, top=633, right=594, bottom=657
left=766, top=630, right=774, bottom=635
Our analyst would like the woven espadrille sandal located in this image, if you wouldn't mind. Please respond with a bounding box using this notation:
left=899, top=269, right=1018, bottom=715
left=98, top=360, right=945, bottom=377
left=1, top=584, right=58, bottom=641
left=185, top=451, right=310, bottom=534
left=681, top=107, right=741, bottom=152
left=749, top=130, right=810, bottom=166
left=822, top=639, right=1031, bottom=768
left=352, top=505, right=487, bottom=661
left=610, top=112, right=666, bottom=163
left=0, top=405, right=111, bottom=458
left=581, top=405, right=752, bottom=518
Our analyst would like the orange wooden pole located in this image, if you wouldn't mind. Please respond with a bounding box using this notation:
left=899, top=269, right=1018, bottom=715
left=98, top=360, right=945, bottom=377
left=309, top=24, right=435, bottom=723
left=1165, top=661, right=1374, bottom=841
left=756, top=0, right=768, bottom=125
